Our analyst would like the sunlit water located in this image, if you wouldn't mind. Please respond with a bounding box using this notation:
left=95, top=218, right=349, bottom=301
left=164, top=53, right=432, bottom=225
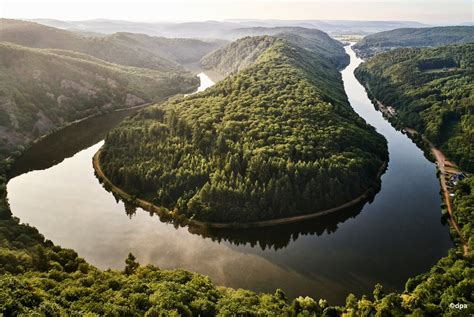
left=7, top=57, right=452, bottom=304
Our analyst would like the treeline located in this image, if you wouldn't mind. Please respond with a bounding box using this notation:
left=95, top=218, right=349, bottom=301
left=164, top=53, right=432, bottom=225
left=355, top=44, right=474, bottom=172
left=101, top=36, right=388, bottom=223
left=353, top=26, right=474, bottom=58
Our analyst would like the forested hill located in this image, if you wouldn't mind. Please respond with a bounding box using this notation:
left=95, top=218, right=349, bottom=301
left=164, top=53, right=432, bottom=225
left=201, top=28, right=348, bottom=76
left=0, top=42, right=198, bottom=158
left=200, top=36, right=279, bottom=77
left=0, top=19, right=225, bottom=68
left=353, top=26, right=474, bottom=58
left=226, top=27, right=350, bottom=68
left=101, top=36, right=388, bottom=223
left=113, top=33, right=227, bottom=65
left=355, top=44, right=473, bottom=171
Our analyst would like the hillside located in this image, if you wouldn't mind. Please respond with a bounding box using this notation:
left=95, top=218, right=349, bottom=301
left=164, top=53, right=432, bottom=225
left=200, top=36, right=279, bottom=77
left=118, top=32, right=227, bottom=65
left=100, top=36, right=387, bottom=223
left=353, top=26, right=474, bottom=58
left=355, top=44, right=473, bottom=171
left=0, top=19, right=225, bottom=69
left=0, top=42, right=199, bottom=158
left=201, top=28, right=349, bottom=75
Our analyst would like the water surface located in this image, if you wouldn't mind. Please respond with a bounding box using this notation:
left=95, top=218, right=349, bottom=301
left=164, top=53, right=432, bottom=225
left=7, top=57, right=452, bottom=304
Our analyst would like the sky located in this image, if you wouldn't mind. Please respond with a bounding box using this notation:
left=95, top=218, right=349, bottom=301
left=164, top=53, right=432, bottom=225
left=1, top=0, right=473, bottom=24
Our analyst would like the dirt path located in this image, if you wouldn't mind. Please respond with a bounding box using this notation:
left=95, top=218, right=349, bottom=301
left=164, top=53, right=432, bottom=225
left=93, top=148, right=387, bottom=229
left=404, top=130, right=468, bottom=256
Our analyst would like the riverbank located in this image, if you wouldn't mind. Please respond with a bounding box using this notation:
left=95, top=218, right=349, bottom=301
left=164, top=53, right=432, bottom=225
left=370, top=98, right=468, bottom=256
left=93, top=147, right=387, bottom=229
left=403, top=127, right=468, bottom=256
left=4, top=102, right=152, bottom=165
left=355, top=78, right=468, bottom=255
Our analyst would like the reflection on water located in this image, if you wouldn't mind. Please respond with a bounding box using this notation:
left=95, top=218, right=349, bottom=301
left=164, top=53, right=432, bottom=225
left=7, top=60, right=452, bottom=304
left=189, top=200, right=372, bottom=251
left=9, top=110, right=139, bottom=178
left=116, top=192, right=376, bottom=251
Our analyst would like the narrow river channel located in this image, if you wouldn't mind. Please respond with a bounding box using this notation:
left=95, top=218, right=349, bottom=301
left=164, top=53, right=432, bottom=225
left=7, top=53, right=453, bottom=304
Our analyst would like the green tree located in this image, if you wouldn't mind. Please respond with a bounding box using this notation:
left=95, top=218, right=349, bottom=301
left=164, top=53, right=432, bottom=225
left=124, top=253, right=139, bottom=275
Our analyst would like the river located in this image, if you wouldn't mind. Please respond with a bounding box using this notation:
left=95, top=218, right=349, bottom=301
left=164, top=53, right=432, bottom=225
left=7, top=54, right=453, bottom=304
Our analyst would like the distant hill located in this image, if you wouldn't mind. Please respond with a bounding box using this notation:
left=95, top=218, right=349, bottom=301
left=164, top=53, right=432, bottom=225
left=223, top=27, right=349, bottom=68
left=0, top=19, right=225, bottom=68
left=29, top=18, right=427, bottom=38
left=355, top=44, right=474, bottom=171
left=353, top=26, right=474, bottom=58
left=0, top=19, right=181, bottom=72
left=200, top=36, right=279, bottom=77
left=114, top=32, right=227, bottom=65
left=201, top=28, right=349, bottom=77
left=0, top=42, right=198, bottom=157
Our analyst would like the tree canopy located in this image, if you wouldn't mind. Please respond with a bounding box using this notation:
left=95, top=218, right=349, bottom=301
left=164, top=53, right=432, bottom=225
left=101, top=36, right=387, bottom=223
left=355, top=44, right=473, bottom=172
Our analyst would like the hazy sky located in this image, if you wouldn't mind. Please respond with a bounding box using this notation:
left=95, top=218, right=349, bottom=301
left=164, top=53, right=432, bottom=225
left=1, top=0, right=472, bottom=24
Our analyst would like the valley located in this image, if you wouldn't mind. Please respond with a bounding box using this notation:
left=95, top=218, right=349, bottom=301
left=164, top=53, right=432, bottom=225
left=0, top=16, right=472, bottom=315
left=6, top=46, right=453, bottom=304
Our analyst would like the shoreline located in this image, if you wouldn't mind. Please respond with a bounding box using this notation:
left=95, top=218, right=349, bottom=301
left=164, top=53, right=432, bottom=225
left=93, top=147, right=387, bottom=229
left=352, top=73, right=468, bottom=255
left=4, top=102, right=152, bottom=164
left=372, top=98, right=468, bottom=256
left=403, top=127, right=468, bottom=256
left=356, top=77, right=469, bottom=256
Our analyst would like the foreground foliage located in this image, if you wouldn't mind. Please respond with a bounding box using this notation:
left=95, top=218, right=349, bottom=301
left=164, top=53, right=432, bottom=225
left=101, top=36, right=387, bottom=223
left=355, top=44, right=474, bottom=172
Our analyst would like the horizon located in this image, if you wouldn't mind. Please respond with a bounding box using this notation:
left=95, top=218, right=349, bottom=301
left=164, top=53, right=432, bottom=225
left=2, top=0, right=472, bottom=25
left=11, top=17, right=471, bottom=26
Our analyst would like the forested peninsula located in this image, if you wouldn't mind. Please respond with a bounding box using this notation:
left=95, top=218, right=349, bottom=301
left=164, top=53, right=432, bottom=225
left=100, top=35, right=388, bottom=224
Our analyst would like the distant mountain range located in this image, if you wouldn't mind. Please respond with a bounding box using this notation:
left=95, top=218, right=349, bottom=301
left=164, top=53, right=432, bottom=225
left=27, top=18, right=430, bottom=38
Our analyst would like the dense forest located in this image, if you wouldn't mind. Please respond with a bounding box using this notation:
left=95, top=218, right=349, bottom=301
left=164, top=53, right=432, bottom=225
left=100, top=35, right=388, bottom=223
left=353, top=26, right=474, bottom=58
left=116, top=32, right=227, bottom=65
left=0, top=42, right=198, bottom=158
left=226, top=27, right=351, bottom=68
left=0, top=19, right=225, bottom=70
left=355, top=44, right=473, bottom=172
left=201, top=28, right=349, bottom=76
